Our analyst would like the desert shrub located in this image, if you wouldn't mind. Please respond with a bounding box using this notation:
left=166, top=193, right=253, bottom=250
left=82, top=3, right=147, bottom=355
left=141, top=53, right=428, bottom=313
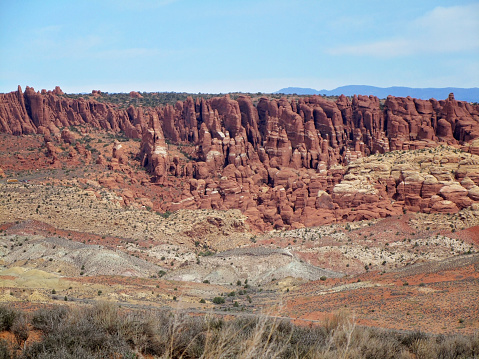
left=411, top=337, right=439, bottom=359
left=0, top=306, right=17, bottom=332
left=434, top=334, right=475, bottom=359
left=167, top=315, right=207, bottom=358
left=128, top=309, right=171, bottom=355
left=237, top=316, right=291, bottom=358
left=0, top=339, right=13, bottom=359
left=2, top=304, right=479, bottom=359
left=159, top=210, right=172, bottom=219
left=400, top=330, right=428, bottom=347
left=353, top=328, right=403, bottom=359
left=207, top=317, right=225, bottom=331
left=212, top=297, right=225, bottom=304
left=11, top=314, right=29, bottom=346
left=31, top=306, right=68, bottom=333
left=119, top=310, right=164, bottom=356
left=24, top=303, right=134, bottom=359
left=284, top=328, right=320, bottom=358
left=323, top=310, right=352, bottom=335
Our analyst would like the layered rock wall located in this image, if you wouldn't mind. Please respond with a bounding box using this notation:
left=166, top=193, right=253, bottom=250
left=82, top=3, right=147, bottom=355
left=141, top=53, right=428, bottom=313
left=1, top=86, right=479, bottom=229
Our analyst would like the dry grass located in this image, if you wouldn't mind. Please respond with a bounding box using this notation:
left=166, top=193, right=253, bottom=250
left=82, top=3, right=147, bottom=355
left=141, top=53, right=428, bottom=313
left=0, top=303, right=478, bottom=358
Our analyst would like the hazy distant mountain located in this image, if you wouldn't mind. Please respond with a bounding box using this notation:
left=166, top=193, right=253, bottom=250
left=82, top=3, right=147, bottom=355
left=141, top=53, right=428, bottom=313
left=275, top=86, right=479, bottom=102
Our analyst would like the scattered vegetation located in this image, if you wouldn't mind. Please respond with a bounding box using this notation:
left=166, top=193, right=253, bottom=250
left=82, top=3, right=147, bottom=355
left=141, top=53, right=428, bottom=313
left=61, top=91, right=319, bottom=109
left=0, top=304, right=478, bottom=358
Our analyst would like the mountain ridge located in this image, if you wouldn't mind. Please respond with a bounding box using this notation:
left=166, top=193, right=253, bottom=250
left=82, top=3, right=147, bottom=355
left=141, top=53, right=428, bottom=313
left=276, top=86, right=479, bottom=102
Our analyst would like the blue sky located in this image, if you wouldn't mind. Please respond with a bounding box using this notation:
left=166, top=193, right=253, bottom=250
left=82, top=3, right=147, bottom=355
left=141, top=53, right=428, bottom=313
left=0, top=0, right=478, bottom=93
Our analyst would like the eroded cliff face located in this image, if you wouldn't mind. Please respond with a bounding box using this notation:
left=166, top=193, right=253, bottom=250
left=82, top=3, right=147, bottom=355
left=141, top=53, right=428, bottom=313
left=0, top=86, right=144, bottom=139
left=1, top=86, right=479, bottom=229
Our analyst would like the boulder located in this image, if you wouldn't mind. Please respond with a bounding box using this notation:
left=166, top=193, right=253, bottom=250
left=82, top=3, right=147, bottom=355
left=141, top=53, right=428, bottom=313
left=112, top=140, right=128, bottom=164
left=468, top=186, right=479, bottom=201
left=439, top=183, right=470, bottom=208
left=61, top=129, right=79, bottom=144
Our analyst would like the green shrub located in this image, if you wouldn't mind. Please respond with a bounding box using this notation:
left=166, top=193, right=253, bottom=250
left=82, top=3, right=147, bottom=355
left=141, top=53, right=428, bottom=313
left=212, top=297, right=225, bottom=304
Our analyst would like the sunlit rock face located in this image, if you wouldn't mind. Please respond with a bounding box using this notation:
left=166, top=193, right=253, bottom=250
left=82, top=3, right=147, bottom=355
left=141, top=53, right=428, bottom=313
left=1, top=87, right=479, bottom=228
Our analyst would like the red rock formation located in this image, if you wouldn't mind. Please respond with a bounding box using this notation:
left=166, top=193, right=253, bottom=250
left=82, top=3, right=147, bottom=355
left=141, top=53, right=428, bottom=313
left=61, top=129, right=78, bottom=144
left=139, top=112, right=169, bottom=183
left=112, top=140, right=128, bottom=164
left=0, top=86, right=143, bottom=139
left=52, top=86, right=64, bottom=96
left=1, top=86, right=479, bottom=228
left=129, top=91, right=143, bottom=98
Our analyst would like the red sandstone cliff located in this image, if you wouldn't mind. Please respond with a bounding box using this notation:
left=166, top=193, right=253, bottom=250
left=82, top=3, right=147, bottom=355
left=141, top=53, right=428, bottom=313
left=1, top=86, right=479, bottom=229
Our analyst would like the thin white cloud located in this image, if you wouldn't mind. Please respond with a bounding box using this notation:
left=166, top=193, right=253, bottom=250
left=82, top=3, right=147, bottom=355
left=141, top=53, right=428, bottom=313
left=327, top=3, right=479, bottom=57
left=328, top=39, right=411, bottom=58
left=29, top=24, right=189, bottom=63
left=31, top=33, right=104, bottom=59
left=412, top=3, right=479, bottom=53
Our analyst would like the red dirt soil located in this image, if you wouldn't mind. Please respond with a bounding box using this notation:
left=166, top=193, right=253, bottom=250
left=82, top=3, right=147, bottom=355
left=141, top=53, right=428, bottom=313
left=283, top=256, right=479, bottom=334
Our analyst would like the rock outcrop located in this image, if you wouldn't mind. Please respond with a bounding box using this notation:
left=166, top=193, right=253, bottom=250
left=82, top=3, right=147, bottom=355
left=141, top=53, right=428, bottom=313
left=0, top=86, right=143, bottom=139
left=139, top=112, right=169, bottom=183
left=1, top=87, right=479, bottom=228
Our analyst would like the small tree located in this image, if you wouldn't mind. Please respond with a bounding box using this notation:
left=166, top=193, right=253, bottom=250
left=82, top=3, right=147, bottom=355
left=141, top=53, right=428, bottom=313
left=212, top=297, right=225, bottom=304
